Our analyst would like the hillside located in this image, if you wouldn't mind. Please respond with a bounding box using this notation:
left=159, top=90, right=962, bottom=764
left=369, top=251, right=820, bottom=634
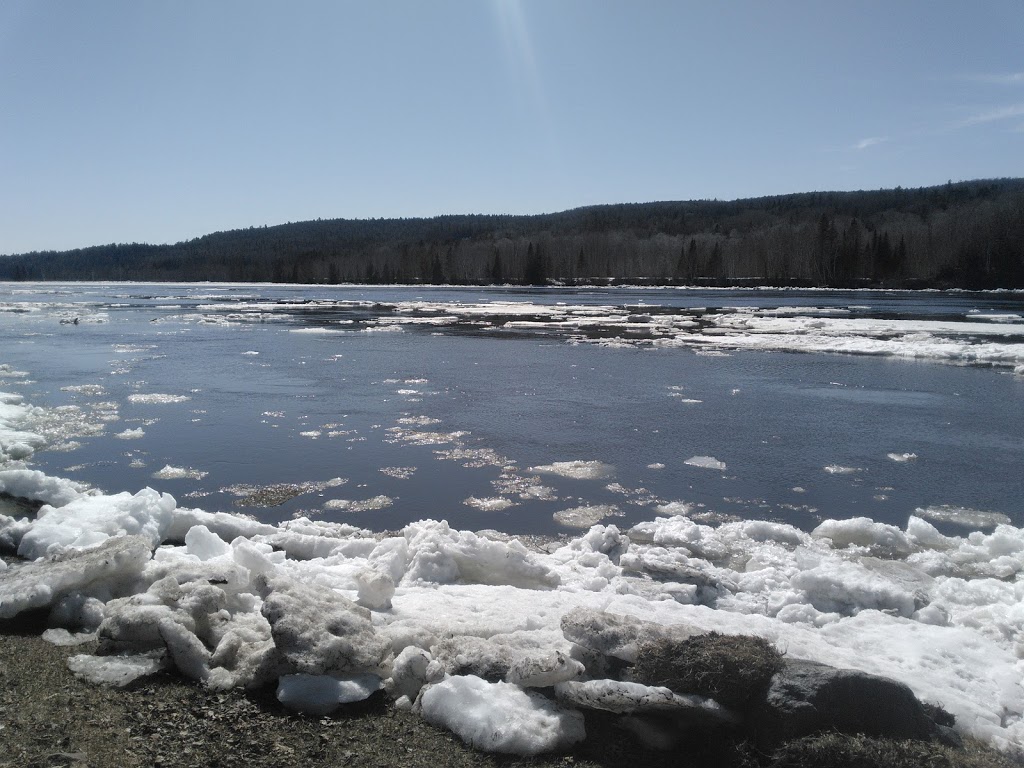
left=2, top=179, right=1023, bottom=289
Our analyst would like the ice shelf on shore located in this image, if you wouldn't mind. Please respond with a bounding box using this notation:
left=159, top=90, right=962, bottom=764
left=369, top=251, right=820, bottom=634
left=1, top=459, right=1024, bottom=752
left=2, top=380, right=1024, bottom=756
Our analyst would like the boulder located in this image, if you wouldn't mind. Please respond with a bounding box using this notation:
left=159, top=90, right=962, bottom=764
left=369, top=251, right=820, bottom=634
left=749, top=659, right=942, bottom=749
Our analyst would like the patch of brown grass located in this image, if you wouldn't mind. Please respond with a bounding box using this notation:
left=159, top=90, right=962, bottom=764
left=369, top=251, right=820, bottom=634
left=763, top=732, right=1022, bottom=768
left=632, top=632, right=785, bottom=709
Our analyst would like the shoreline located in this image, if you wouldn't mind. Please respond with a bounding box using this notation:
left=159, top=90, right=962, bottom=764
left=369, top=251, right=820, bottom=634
left=1, top=617, right=1019, bottom=768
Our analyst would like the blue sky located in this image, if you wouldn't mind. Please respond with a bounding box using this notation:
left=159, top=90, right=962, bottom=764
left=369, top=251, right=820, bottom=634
left=1, top=1, right=1021, bottom=254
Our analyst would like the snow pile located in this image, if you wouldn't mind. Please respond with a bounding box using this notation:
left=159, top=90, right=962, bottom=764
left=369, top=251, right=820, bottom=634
left=420, top=675, right=585, bottom=755
left=17, top=487, right=176, bottom=560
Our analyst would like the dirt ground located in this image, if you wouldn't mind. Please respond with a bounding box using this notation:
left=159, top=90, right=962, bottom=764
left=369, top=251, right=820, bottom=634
left=0, top=613, right=724, bottom=768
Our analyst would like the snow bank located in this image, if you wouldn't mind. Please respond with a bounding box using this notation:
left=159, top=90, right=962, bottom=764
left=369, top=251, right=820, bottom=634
left=2, top=479, right=1023, bottom=751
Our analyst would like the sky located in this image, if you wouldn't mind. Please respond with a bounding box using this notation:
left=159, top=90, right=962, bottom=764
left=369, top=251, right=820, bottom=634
left=0, top=1, right=1021, bottom=254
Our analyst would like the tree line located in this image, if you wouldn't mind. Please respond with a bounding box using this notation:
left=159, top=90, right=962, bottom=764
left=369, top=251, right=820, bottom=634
left=2, top=179, right=1023, bottom=289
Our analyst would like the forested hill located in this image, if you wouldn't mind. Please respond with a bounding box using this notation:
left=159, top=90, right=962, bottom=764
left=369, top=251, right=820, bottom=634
left=3, top=179, right=1023, bottom=289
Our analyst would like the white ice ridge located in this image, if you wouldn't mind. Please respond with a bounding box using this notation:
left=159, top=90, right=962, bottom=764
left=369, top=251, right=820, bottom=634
left=191, top=297, right=1024, bottom=369
left=3, top=459, right=1024, bottom=752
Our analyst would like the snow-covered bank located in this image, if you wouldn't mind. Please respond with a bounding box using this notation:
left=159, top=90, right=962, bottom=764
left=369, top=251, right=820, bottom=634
left=2, top=384, right=1024, bottom=754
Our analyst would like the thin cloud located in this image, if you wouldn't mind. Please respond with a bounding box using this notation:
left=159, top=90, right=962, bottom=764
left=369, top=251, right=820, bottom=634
left=852, top=137, right=888, bottom=151
left=959, top=72, right=1024, bottom=85
left=959, top=104, right=1024, bottom=127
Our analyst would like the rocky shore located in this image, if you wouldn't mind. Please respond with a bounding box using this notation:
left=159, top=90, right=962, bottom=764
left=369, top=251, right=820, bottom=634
left=1, top=608, right=1018, bottom=768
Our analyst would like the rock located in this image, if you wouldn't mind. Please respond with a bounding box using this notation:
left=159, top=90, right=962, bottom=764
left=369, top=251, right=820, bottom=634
left=749, top=659, right=942, bottom=749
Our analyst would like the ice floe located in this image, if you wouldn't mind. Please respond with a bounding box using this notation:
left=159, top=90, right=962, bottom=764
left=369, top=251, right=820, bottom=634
left=530, top=461, right=616, bottom=481
left=128, top=394, right=191, bottom=405
left=684, top=456, right=727, bottom=471
left=152, top=465, right=208, bottom=481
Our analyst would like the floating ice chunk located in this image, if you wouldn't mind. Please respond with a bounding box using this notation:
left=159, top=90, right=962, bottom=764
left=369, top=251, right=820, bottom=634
left=684, top=456, right=727, bottom=471
left=653, top=501, right=694, bottom=517
left=67, top=652, right=166, bottom=686
left=887, top=452, right=918, bottom=462
left=127, top=394, right=190, bottom=404
left=60, top=384, right=106, bottom=396
left=0, top=396, right=46, bottom=460
left=18, top=488, right=176, bottom=560
left=463, top=496, right=514, bottom=512
left=647, top=463, right=665, bottom=470
left=419, top=675, right=585, bottom=755
left=152, top=465, right=207, bottom=480
left=276, top=673, right=381, bottom=715
left=915, top=505, right=1011, bottom=529
left=396, top=415, right=441, bottom=427
left=824, top=464, right=861, bottom=475
left=242, top=350, right=259, bottom=355
left=529, top=460, right=615, bottom=481
left=115, top=428, right=145, bottom=440
left=553, top=504, right=621, bottom=529
left=0, top=469, right=87, bottom=507
left=324, top=495, right=393, bottom=512
left=974, top=313, right=1023, bottom=323
left=379, top=466, right=416, bottom=480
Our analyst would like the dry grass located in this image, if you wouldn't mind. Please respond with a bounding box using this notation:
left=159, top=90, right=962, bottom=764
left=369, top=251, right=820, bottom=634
left=631, top=632, right=785, bottom=710
left=758, top=732, right=1023, bottom=768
